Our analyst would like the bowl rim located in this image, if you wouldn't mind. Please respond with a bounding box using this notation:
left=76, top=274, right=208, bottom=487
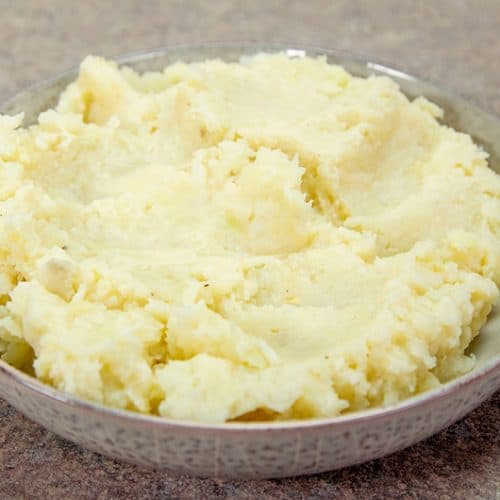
left=0, top=42, right=499, bottom=432
left=1, top=351, right=498, bottom=432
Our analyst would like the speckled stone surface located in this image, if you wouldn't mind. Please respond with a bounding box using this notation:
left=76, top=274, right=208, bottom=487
left=0, top=0, right=499, bottom=497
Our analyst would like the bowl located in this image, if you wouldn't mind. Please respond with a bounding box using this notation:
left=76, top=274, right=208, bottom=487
left=1, top=43, right=499, bottom=479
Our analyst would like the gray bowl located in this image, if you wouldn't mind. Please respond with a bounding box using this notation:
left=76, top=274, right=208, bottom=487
left=1, top=43, right=499, bottom=479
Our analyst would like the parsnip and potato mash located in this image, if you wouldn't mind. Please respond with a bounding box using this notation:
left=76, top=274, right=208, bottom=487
left=0, top=54, right=499, bottom=422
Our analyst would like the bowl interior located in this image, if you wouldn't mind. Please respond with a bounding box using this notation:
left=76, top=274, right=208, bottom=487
left=1, top=42, right=499, bottom=395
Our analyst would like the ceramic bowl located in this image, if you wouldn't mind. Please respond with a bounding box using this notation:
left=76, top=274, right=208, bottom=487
left=0, top=44, right=499, bottom=479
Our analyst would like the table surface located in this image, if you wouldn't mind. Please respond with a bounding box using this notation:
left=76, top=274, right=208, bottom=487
left=0, top=0, right=499, bottom=498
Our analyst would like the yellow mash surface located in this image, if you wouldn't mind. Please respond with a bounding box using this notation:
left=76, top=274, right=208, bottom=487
left=0, top=54, right=499, bottom=422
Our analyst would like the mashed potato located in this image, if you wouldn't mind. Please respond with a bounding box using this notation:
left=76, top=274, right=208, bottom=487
left=0, top=53, right=499, bottom=422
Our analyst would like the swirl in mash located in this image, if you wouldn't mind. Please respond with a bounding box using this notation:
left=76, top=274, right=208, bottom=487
left=0, top=54, right=499, bottom=422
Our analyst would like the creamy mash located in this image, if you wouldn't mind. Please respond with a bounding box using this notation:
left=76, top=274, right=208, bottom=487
left=0, top=54, right=499, bottom=422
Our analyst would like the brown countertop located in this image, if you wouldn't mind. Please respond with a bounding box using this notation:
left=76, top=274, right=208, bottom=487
left=0, top=0, right=499, bottom=497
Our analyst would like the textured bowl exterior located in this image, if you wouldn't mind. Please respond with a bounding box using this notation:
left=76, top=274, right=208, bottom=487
left=0, top=360, right=499, bottom=478
left=0, top=44, right=499, bottom=479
